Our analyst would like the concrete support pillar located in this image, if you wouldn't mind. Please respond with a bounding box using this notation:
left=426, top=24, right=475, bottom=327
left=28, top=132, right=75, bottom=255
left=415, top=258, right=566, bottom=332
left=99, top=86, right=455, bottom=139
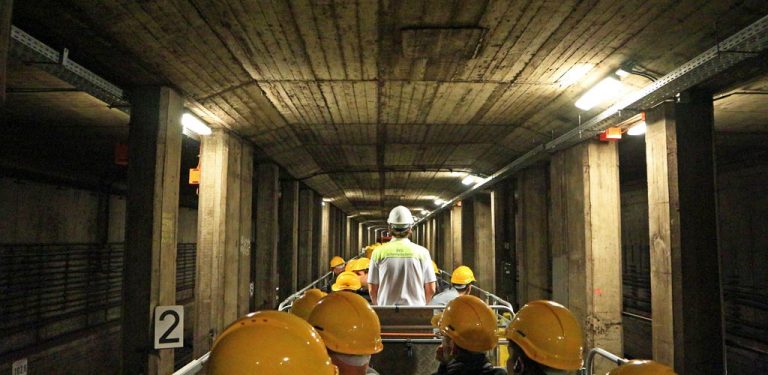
left=278, top=180, right=300, bottom=300
left=361, top=224, right=369, bottom=247
left=461, top=200, right=475, bottom=268
left=450, top=205, right=462, bottom=269
left=357, top=222, right=365, bottom=254
left=493, top=180, right=517, bottom=304
left=298, top=189, right=316, bottom=287
left=516, top=166, right=550, bottom=303
left=472, top=192, right=496, bottom=291
left=439, top=211, right=453, bottom=271
left=645, top=95, right=723, bottom=373
left=428, top=219, right=437, bottom=255
left=549, top=140, right=623, bottom=373
left=345, top=217, right=354, bottom=258
left=122, top=86, right=183, bottom=375
left=319, top=202, right=330, bottom=276
left=0, top=0, right=11, bottom=109
left=194, top=129, right=253, bottom=357
left=330, top=207, right=340, bottom=258
left=254, top=163, right=279, bottom=309
left=312, top=195, right=323, bottom=279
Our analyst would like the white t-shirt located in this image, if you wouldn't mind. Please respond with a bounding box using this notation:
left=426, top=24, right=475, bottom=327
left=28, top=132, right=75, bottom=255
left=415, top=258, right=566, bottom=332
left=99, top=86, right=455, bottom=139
left=368, top=237, right=437, bottom=306
left=430, top=287, right=460, bottom=306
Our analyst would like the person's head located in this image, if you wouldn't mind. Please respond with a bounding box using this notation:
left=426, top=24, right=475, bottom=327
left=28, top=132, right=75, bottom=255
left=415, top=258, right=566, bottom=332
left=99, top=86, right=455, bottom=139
left=330, top=256, right=346, bottom=276
left=505, top=300, right=583, bottom=375
left=308, top=292, right=383, bottom=375
left=607, top=360, right=677, bottom=375
left=433, top=295, right=497, bottom=360
left=345, top=259, right=357, bottom=273
left=387, top=206, right=414, bottom=238
left=351, top=257, right=370, bottom=289
left=289, top=288, right=327, bottom=321
left=208, top=311, right=337, bottom=375
left=451, top=266, right=476, bottom=295
left=332, top=271, right=362, bottom=292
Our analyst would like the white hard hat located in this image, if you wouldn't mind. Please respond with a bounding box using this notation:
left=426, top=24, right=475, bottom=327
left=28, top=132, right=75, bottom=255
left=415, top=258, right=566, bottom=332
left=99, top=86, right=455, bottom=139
left=387, top=206, right=414, bottom=226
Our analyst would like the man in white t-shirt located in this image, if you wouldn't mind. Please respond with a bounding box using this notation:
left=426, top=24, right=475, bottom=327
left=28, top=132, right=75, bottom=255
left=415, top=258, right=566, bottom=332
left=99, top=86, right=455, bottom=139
left=368, top=206, right=437, bottom=306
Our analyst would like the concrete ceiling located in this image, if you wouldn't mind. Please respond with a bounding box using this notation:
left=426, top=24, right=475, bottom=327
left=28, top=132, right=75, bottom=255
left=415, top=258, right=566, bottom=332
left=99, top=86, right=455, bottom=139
left=8, top=0, right=768, bottom=221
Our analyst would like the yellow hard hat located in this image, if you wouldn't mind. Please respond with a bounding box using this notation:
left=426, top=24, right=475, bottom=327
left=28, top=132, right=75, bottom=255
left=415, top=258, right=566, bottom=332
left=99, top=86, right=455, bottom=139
left=505, top=300, right=584, bottom=371
left=451, top=266, right=476, bottom=285
left=332, top=271, right=362, bottom=291
left=208, top=311, right=338, bottom=375
left=345, top=259, right=356, bottom=272
left=330, top=256, right=345, bottom=269
left=434, top=295, right=497, bottom=352
left=432, top=261, right=440, bottom=275
left=352, top=257, right=370, bottom=271
left=607, top=360, right=677, bottom=375
left=290, top=288, right=327, bottom=321
left=308, top=292, right=383, bottom=355
left=364, top=246, right=374, bottom=259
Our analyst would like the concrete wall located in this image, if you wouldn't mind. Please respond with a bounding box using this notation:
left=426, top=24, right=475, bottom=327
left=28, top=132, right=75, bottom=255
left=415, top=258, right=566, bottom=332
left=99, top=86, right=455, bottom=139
left=0, top=177, right=198, bottom=373
left=618, top=152, right=768, bottom=371
left=0, top=177, right=198, bottom=244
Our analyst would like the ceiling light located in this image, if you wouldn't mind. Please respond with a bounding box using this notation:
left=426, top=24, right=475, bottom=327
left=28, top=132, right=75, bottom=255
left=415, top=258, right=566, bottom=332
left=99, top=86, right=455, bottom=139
left=434, top=198, right=444, bottom=206
left=181, top=113, right=212, bottom=135
left=574, top=77, right=622, bottom=111
left=461, top=175, right=476, bottom=185
left=558, top=64, right=593, bottom=87
left=322, top=197, right=332, bottom=202
left=627, top=121, right=646, bottom=136
left=615, top=68, right=630, bottom=78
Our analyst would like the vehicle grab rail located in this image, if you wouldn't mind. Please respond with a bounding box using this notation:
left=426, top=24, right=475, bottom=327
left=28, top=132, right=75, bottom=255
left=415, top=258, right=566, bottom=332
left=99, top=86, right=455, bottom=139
left=580, top=347, right=630, bottom=375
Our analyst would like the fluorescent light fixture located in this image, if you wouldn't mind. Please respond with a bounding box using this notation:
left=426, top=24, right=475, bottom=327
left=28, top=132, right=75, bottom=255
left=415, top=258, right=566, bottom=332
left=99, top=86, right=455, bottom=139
left=558, top=64, right=593, bottom=87
left=615, top=68, right=630, bottom=78
left=461, top=175, right=476, bottom=185
left=574, top=77, right=622, bottom=111
left=434, top=198, right=445, bottom=206
left=627, top=121, right=647, bottom=136
left=322, top=197, right=333, bottom=202
left=181, top=113, right=212, bottom=135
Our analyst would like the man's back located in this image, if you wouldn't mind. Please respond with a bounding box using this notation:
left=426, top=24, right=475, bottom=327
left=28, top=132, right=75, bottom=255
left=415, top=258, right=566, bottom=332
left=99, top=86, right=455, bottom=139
left=368, top=237, right=436, bottom=305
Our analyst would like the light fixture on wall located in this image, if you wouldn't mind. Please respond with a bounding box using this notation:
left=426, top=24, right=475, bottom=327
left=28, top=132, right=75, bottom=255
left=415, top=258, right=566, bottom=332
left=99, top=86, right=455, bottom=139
left=558, top=64, right=593, bottom=87
left=434, top=198, right=445, bottom=206
left=574, top=76, right=622, bottom=111
left=627, top=113, right=647, bottom=136
left=461, top=175, right=479, bottom=185
left=181, top=113, right=212, bottom=135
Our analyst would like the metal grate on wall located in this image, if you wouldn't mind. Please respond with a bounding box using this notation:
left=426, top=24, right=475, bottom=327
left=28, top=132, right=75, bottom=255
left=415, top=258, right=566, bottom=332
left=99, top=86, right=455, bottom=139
left=0, top=242, right=196, bottom=359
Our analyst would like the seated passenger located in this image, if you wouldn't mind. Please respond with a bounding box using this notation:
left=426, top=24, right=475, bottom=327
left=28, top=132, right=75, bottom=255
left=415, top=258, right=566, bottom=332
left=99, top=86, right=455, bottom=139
left=309, top=292, right=384, bottom=375
left=346, top=258, right=358, bottom=273
left=324, top=256, right=347, bottom=292
left=289, top=288, right=327, bottom=321
left=432, top=295, right=507, bottom=375
left=352, top=257, right=372, bottom=302
left=607, top=360, right=677, bottom=375
left=207, top=310, right=337, bottom=375
left=505, top=300, right=583, bottom=375
left=431, top=266, right=475, bottom=306
left=332, top=271, right=362, bottom=292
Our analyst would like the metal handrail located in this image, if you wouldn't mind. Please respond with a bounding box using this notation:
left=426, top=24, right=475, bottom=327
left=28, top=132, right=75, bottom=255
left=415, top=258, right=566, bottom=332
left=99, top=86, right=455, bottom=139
left=174, top=352, right=209, bottom=375
left=277, top=254, right=364, bottom=311
left=582, top=348, right=629, bottom=375
left=436, top=269, right=515, bottom=313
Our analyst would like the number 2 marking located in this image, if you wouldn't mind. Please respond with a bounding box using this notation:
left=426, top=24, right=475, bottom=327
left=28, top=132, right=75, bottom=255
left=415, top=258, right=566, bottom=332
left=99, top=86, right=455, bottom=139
left=159, top=310, right=180, bottom=344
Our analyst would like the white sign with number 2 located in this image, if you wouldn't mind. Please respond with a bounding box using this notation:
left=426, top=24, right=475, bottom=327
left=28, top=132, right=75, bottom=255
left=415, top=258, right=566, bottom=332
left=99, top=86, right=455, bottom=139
left=154, top=306, right=184, bottom=349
